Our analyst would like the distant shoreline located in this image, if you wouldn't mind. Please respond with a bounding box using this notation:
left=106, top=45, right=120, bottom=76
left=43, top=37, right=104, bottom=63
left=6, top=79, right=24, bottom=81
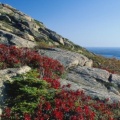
left=86, top=47, right=120, bottom=60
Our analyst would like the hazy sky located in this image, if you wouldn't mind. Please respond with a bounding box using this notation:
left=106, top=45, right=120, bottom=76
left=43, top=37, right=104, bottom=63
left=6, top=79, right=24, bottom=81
left=1, top=0, right=120, bottom=47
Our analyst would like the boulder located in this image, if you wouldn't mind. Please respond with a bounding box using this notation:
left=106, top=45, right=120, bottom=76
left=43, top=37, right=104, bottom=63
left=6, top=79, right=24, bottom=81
left=0, top=30, right=36, bottom=48
left=49, top=32, right=64, bottom=45
left=41, top=28, right=65, bottom=45
left=84, top=59, right=93, bottom=67
left=38, top=48, right=93, bottom=69
left=30, top=29, right=48, bottom=41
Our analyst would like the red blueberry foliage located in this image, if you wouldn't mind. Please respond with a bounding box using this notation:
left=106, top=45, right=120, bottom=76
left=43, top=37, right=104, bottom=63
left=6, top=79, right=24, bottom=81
left=1, top=44, right=120, bottom=120
left=0, top=44, right=64, bottom=78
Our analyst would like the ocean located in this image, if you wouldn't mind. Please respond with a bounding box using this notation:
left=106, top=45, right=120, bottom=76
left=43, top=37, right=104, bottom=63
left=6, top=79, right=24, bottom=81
left=86, top=47, right=120, bottom=60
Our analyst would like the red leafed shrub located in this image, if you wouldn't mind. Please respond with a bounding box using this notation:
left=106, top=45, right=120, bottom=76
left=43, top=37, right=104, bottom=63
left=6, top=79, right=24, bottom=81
left=2, top=82, right=120, bottom=120
left=24, top=113, right=31, bottom=120
left=0, top=44, right=64, bottom=78
left=43, top=77, right=60, bottom=89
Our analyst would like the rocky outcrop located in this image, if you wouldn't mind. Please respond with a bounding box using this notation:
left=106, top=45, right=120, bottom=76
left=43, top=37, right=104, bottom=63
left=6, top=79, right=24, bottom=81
left=38, top=47, right=120, bottom=103
left=60, top=66, right=120, bottom=103
left=0, top=30, right=36, bottom=48
left=70, top=66, right=110, bottom=82
left=0, top=3, right=76, bottom=48
left=0, top=3, right=33, bottom=22
left=112, top=74, right=120, bottom=86
left=0, top=14, right=11, bottom=23
left=45, top=28, right=64, bottom=45
left=38, top=48, right=93, bottom=69
left=0, top=3, right=92, bottom=61
left=0, top=66, right=31, bottom=115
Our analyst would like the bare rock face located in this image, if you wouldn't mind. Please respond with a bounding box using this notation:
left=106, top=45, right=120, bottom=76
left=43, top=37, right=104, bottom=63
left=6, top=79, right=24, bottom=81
left=59, top=66, right=120, bottom=103
left=84, top=59, right=93, bottom=67
left=0, top=66, right=31, bottom=116
left=0, top=3, right=33, bottom=22
left=0, top=3, right=78, bottom=48
left=112, top=74, right=120, bottom=86
left=49, top=31, right=64, bottom=45
left=71, top=66, right=110, bottom=82
left=0, top=14, right=11, bottom=23
left=0, top=4, right=58, bottom=46
left=22, top=33, right=35, bottom=41
left=38, top=48, right=93, bottom=69
left=0, top=30, right=36, bottom=48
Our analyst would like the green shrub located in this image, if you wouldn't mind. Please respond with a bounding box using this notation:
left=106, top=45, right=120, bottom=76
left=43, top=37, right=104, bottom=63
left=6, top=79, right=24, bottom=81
left=4, top=69, right=57, bottom=114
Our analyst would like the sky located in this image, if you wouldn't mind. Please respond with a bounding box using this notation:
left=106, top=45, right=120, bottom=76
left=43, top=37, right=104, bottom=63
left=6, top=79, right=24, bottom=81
left=1, top=0, right=120, bottom=47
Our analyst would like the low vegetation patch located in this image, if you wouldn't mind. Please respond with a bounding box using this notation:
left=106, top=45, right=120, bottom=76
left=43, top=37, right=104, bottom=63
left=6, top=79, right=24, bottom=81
left=0, top=44, right=120, bottom=120
left=0, top=44, right=64, bottom=78
left=4, top=70, right=58, bottom=116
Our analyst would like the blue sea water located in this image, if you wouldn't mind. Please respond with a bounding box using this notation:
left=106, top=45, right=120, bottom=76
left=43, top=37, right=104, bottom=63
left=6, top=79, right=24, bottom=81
left=86, top=47, right=120, bottom=60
